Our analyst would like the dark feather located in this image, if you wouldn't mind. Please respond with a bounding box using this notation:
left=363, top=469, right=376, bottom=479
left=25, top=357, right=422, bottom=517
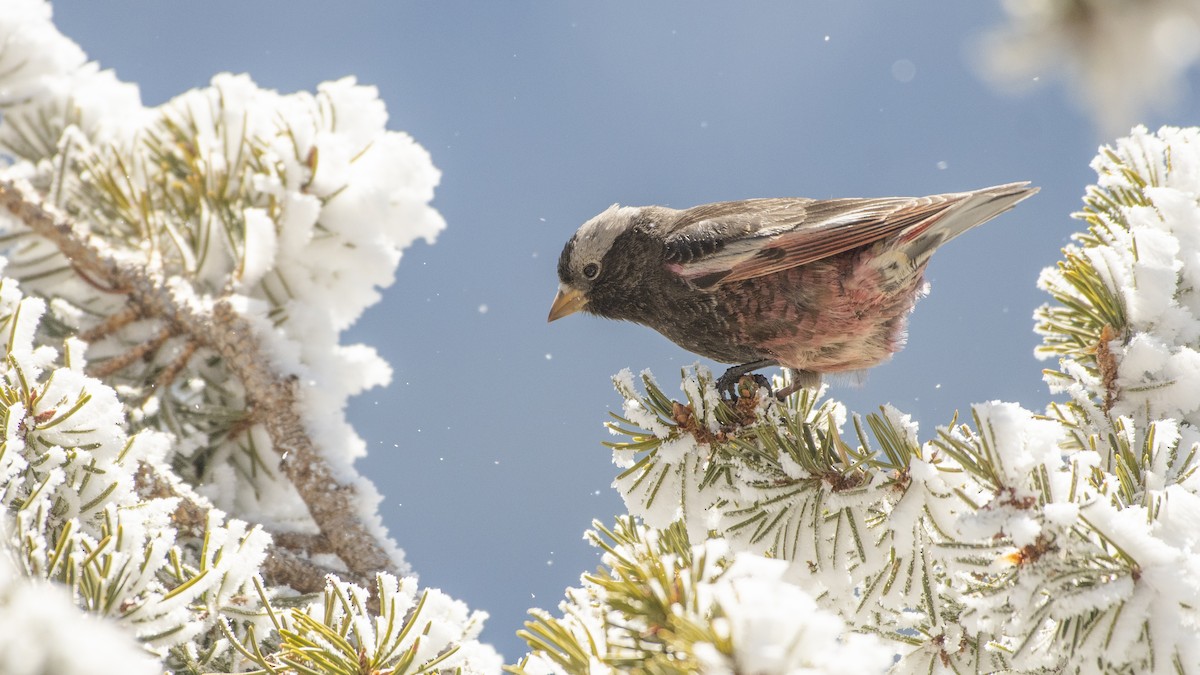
left=663, top=194, right=962, bottom=287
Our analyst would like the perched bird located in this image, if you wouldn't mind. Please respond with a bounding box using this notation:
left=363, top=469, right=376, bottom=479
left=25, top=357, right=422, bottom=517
left=548, top=182, right=1038, bottom=398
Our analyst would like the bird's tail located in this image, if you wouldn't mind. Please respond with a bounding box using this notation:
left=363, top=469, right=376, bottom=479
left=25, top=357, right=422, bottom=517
left=900, top=181, right=1039, bottom=263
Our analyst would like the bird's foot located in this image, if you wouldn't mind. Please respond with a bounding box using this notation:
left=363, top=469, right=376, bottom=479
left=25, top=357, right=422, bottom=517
left=715, top=360, right=777, bottom=400
left=733, top=374, right=773, bottom=399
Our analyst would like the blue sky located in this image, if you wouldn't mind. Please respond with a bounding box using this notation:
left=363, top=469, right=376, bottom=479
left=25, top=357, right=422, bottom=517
left=50, top=1, right=1200, bottom=660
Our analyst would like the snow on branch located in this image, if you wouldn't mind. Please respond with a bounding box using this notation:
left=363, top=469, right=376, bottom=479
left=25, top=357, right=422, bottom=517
left=0, top=2, right=502, bottom=671
left=513, top=518, right=894, bottom=675
left=519, top=128, right=1200, bottom=673
left=0, top=178, right=396, bottom=582
left=1038, top=125, right=1200, bottom=427
left=0, top=1, right=452, bottom=581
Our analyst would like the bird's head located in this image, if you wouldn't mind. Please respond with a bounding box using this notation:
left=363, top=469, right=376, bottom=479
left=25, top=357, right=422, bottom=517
left=548, top=204, right=643, bottom=322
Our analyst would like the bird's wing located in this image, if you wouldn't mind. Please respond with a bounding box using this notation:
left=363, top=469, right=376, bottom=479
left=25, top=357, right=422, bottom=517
left=661, top=193, right=965, bottom=289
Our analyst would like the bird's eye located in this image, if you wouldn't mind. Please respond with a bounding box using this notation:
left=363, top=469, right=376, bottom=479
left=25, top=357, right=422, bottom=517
left=582, top=262, right=601, bottom=279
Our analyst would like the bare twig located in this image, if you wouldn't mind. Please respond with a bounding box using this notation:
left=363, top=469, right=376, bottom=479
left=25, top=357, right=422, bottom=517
left=154, top=339, right=199, bottom=390
left=79, top=304, right=141, bottom=342
left=86, top=324, right=172, bottom=379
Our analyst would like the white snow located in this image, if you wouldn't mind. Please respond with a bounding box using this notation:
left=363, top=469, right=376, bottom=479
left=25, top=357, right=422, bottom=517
left=0, top=4, right=500, bottom=671
left=0, top=545, right=159, bottom=675
left=700, top=551, right=893, bottom=675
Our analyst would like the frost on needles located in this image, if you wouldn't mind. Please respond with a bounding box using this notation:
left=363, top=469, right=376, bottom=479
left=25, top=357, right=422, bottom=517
left=0, top=1, right=499, bottom=672
left=4, top=0, right=1200, bottom=673
left=515, top=126, right=1200, bottom=675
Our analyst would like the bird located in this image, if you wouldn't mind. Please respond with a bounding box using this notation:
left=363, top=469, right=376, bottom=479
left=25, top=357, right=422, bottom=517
left=548, top=182, right=1038, bottom=399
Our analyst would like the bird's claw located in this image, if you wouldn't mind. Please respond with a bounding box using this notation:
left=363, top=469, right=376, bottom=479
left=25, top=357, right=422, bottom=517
left=716, top=359, right=778, bottom=401
left=717, top=372, right=773, bottom=401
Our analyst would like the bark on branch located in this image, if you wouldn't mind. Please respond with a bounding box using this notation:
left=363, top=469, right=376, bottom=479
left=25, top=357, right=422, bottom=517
left=0, top=178, right=398, bottom=581
left=134, top=461, right=368, bottom=594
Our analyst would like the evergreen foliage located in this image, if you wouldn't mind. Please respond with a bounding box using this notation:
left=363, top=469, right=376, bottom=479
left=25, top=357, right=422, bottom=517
left=2, top=2, right=1200, bottom=674
left=0, top=2, right=498, bottom=672
left=516, top=127, right=1200, bottom=674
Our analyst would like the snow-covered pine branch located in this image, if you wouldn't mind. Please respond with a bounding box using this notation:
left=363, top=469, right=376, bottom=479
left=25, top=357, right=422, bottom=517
left=0, top=1, right=500, bottom=672
left=512, top=518, right=894, bottom=675
left=518, top=126, right=1200, bottom=673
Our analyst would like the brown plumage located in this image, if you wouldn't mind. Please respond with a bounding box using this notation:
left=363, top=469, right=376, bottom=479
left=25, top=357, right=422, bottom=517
left=549, top=182, right=1038, bottom=396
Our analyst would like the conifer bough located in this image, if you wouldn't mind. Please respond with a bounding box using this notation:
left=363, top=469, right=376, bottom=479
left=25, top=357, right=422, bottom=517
left=0, top=177, right=397, bottom=585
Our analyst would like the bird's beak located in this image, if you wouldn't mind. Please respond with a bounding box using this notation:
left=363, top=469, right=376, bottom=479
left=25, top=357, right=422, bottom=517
left=547, top=285, right=588, bottom=322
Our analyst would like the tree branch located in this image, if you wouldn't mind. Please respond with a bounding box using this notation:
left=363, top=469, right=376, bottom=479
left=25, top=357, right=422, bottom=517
left=134, top=461, right=371, bottom=594
left=0, top=178, right=398, bottom=580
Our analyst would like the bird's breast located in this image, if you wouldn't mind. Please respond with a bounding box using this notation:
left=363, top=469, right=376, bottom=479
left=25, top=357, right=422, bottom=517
left=631, top=250, right=931, bottom=371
